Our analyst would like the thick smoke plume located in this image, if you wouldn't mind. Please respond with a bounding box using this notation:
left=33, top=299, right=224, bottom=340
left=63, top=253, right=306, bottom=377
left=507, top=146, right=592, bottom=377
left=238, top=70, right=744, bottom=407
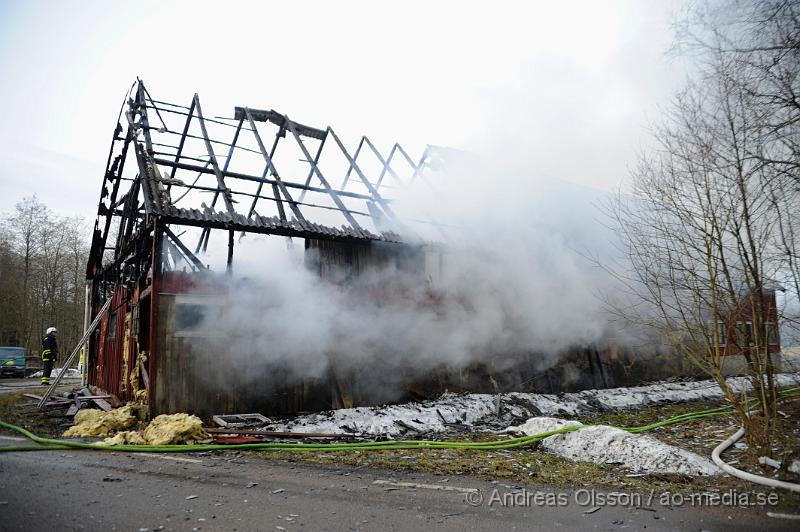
left=183, top=154, right=628, bottom=402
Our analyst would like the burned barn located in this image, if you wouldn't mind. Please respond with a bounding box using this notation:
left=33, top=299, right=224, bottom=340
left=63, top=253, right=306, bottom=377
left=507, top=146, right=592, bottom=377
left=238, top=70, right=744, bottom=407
left=85, top=80, right=447, bottom=418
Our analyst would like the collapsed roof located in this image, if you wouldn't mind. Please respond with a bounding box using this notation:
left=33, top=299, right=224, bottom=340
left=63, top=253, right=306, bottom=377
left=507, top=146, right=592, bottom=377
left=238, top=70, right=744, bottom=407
left=88, top=79, right=447, bottom=279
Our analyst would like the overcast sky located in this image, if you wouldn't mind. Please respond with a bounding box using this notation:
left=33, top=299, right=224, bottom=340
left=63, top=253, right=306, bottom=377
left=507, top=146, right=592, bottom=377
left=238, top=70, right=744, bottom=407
left=0, top=0, right=685, bottom=221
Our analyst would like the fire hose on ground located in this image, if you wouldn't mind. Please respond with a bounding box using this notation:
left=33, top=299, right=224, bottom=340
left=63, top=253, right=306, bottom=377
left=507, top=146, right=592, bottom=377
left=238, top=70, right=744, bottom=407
left=0, top=387, right=799, bottom=492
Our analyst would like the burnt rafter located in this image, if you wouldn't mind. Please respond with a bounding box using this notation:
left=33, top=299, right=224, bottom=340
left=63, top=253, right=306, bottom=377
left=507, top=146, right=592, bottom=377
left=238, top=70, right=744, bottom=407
left=87, top=79, right=440, bottom=286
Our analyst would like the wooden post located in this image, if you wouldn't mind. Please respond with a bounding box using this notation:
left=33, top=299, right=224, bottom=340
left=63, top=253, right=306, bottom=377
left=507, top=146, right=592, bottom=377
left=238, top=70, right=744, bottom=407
left=227, top=229, right=234, bottom=273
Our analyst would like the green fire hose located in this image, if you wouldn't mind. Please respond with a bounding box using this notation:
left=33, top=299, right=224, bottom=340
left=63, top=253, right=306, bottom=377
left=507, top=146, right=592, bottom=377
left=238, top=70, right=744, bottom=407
left=0, top=387, right=797, bottom=454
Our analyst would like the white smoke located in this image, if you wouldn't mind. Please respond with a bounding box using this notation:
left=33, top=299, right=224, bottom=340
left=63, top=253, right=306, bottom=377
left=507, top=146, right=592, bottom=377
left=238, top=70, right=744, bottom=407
left=175, top=151, right=628, bottom=401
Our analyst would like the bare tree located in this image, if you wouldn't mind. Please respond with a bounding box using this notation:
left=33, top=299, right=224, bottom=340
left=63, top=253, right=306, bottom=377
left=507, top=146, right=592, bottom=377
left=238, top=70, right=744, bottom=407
left=679, top=0, right=800, bottom=310
left=0, top=223, right=22, bottom=344
left=609, top=0, right=799, bottom=453
left=1, top=196, right=90, bottom=362
left=8, top=195, right=46, bottom=349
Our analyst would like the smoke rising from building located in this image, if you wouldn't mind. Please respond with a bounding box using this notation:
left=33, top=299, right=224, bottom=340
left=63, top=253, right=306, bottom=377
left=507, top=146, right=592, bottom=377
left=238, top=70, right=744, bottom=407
left=183, top=152, right=628, bottom=401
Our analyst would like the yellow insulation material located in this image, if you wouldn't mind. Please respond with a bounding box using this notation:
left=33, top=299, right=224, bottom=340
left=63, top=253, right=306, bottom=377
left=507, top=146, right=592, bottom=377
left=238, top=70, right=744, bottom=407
left=100, top=413, right=211, bottom=446
left=63, top=405, right=137, bottom=438
left=65, top=405, right=210, bottom=445
left=103, top=431, right=146, bottom=445
left=142, top=413, right=211, bottom=445
left=129, top=351, right=148, bottom=402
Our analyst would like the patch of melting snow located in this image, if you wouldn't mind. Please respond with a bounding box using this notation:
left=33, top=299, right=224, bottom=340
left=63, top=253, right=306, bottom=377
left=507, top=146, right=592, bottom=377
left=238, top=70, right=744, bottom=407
left=265, top=372, right=799, bottom=439
left=506, top=417, right=719, bottom=476
left=28, top=367, right=80, bottom=379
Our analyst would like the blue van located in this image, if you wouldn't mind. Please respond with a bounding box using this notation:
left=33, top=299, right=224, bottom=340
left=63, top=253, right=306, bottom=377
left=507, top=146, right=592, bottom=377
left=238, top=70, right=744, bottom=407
left=0, top=347, right=28, bottom=377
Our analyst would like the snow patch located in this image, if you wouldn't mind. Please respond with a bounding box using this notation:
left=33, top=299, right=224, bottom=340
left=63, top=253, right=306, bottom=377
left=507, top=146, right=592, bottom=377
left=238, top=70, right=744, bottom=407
left=265, top=372, right=799, bottom=438
left=28, top=367, right=80, bottom=379
left=265, top=393, right=500, bottom=438
left=505, top=417, right=581, bottom=435
left=507, top=417, right=719, bottom=476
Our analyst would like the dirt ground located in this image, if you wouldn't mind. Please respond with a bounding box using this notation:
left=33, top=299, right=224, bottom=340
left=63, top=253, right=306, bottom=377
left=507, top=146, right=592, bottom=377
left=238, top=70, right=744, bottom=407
left=0, top=379, right=81, bottom=438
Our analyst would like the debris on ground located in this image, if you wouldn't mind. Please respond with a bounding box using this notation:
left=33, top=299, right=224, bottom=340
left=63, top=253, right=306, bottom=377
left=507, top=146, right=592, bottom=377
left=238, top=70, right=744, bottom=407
left=211, top=413, right=270, bottom=428
left=24, top=386, right=120, bottom=415
left=506, top=416, right=719, bottom=476
left=103, top=413, right=211, bottom=446
left=63, top=404, right=138, bottom=438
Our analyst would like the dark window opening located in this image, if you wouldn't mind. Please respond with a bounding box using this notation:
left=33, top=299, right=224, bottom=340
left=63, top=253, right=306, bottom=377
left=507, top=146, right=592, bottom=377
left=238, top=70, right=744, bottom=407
left=716, top=321, right=727, bottom=347
left=107, top=311, right=118, bottom=340
left=765, top=322, right=780, bottom=346
left=173, top=303, right=220, bottom=332
left=130, top=305, right=139, bottom=338
left=735, top=321, right=752, bottom=347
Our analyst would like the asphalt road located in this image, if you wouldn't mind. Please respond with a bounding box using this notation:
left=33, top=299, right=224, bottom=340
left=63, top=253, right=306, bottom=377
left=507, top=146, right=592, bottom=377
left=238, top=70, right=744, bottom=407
left=0, top=435, right=796, bottom=532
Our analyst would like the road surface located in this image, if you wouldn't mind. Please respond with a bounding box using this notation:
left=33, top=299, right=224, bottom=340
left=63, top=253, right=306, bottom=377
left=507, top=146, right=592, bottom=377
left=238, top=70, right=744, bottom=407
left=0, top=435, right=795, bottom=531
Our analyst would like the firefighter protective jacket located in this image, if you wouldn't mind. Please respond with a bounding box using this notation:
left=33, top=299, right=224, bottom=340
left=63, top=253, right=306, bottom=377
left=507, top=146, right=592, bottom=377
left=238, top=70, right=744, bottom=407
left=41, top=333, right=58, bottom=361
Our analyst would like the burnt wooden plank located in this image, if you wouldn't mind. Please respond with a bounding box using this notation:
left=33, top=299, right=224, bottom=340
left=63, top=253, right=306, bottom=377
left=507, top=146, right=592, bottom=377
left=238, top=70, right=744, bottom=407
left=327, top=128, right=397, bottom=220
left=193, top=94, right=236, bottom=216
left=92, top=398, right=113, bottom=412
left=243, top=107, right=305, bottom=222
left=283, top=116, right=363, bottom=231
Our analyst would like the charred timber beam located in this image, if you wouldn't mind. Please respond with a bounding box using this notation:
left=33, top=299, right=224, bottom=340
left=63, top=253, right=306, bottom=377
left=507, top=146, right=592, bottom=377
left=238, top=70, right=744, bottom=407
left=136, top=144, right=158, bottom=214
left=97, top=125, right=133, bottom=269
left=210, top=118, right=243, bottom=209
left=284, top=116, right=362, bottom=231
left=409, top=145, right=430, bottom=183
left=140, top=83, right=169, bottom=138
left=118, top=174, right=142, bottom=258
left=243, top=107, right=305, bottom=222
left=340, top=136, right=365, bottom=189
left=298, top=131, right=327, bottom=203
left=364, top=138, right=403, bottom=188
left=163, top=225, right=207, bottom=271
left=395, top=143, right=421, bottom=173
left=151, top=158, right=381, bottom=202
left=193, top=94, right=236, bottom=216
left=150, top=127, right=263, bottom=156
left=146, top=104, right=256, bottom=132
left=136, top=83, right=155, bottom=154
left=98, top=206, right=145, bottom=218
left=328, top=128, right=396, bottom=220
left=90, top=222, right=153, bottom=282
left=245, top=127, right=285, bottom=221
left=227, top=229, right=234, bottom=273
left=157, top=213, right=389, bottom=243
left=233, top=106, right=326, bottom=140
left=139, top=179, right=371, bottom=217
left=198, top=117, right=245, bottom=252
left=154, top=152, right=209, bottom=164
left=166, top=97, right=196, bottom=192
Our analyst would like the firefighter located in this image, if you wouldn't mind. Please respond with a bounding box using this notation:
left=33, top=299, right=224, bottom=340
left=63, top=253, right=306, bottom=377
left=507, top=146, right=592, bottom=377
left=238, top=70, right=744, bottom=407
left=41, top=327, right=58, bottom=385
